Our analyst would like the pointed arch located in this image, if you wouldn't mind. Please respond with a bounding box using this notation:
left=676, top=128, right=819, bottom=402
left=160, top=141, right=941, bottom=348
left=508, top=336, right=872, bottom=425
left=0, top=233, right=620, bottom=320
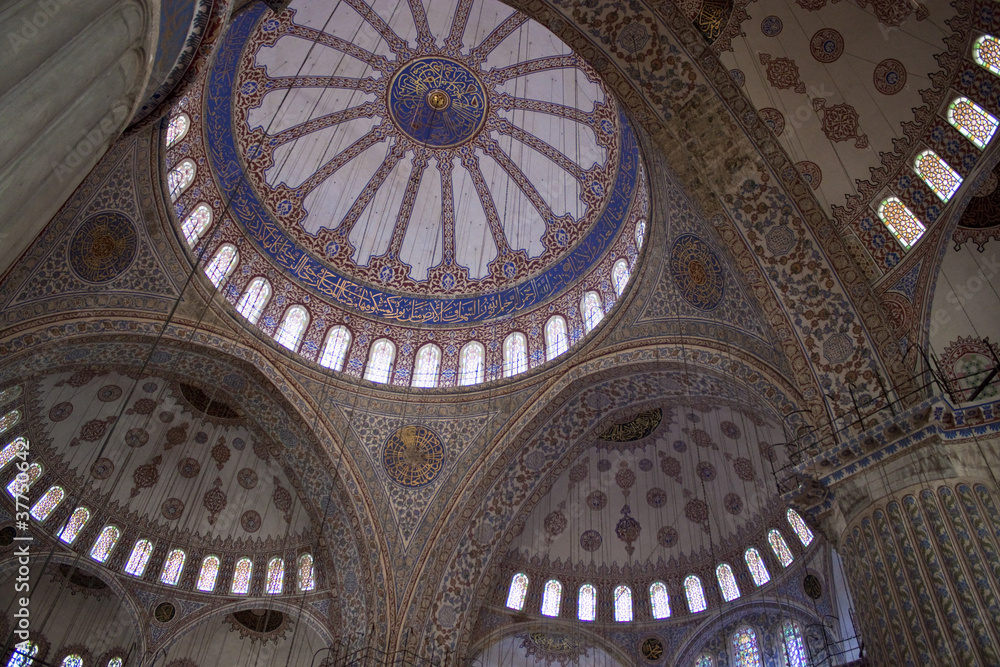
left=196, top=555, right=221, bottom=592
left=181, top=203, right=213, bottom=247
left=877, top=197, right=925, bottom=250
left=973, top=34, right=1000, bottom=76
left=58, top=507, right=90, bottom=544
left=160, top=549, right=186, bottom=585
left=412, top=343, right=442, bottom=388
left=505, top=572, right=528, bottom=610
left=236, top=277, right=272, bottom=325
left=168, top=158, right=196, bottom=201
left=544, top=315, right=568, bottom=361
left=124, top=539, right=153, bottom=576
left=458, top=341, right=485, bottom=386
left=684, top=575, right=707, bottom=613
left=364, top=339, right=396, bottom=384
left=319, top=326, right=352, bottom=371
left=231, top=557, right=253, bottom=594
left=913, top=150, right=961, bottom=201
left=948, top=97, right=998, bottom=149
left=613, top=584, right=633, bottom=622
left=635, top=218, right=646, bottom=247
left=578, top=584, right=597, bottom=621
left=787, top=508, right=815, bottom=547
left=7, top=462, right=41, bottom=497
left=732, top=625, right=763, bottom=667
left=0, top=437, right=28, bottom=471
left=716, top=563, right=741, bottom=601
left=165, top=112, right=190, bottom=148
left=649, top=581, right=670, bottom=619
left=205, top=243, right=238, bottom=287
left=581, top=291, right=604, bottom=333
left=745, top=547, right=771, bottom=587
left=30, top=486, right=64, bottom=521
left=503, top=332, right=528, bottom=377
left=275, top=305, right=310, bottom=352
left=89, top=525, right=120, bottom=563
left=540, top=579, right=562, bottom=617
left=297, top=553, right=315, bottom=592
left=267, top=556, right=285, bottom=594
left=769, top=529, right=794, bottom=567
left=612, top=259, right=630, bottom=296
left=0, top=411, right=21, bottom=436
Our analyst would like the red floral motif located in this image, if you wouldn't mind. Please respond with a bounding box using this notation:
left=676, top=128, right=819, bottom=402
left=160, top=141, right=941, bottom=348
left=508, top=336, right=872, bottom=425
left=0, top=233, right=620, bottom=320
left=544, top=509, right=567, bottom=536
left=130, top=455, right=162, bottom=497
left=211, top=436, right=230, bottom=470
left=615, top=504, right=641, bottom=556
left=856, top=0, right=928, bottom=25
left=614, top=461, right=635, bottom=497
left=658, top=451, right=682, bottom=483
left=813, top=98, right=868, bottom=148
left=759, top=53, right=806, bottom=94
left=56, top=370, right=97, bottom=387
left=758, top=108, right=785, bottom=136
left=272, top=476, right=293, bottom=522
left=69, top=416, right=117, bottom=447
left=203, top=477, right=227, bottom=525
left=567, top=457, right=589, bottom=488
left=164, top=423, right=189, bottom=450
left=126, top=398, right=158, bottom=415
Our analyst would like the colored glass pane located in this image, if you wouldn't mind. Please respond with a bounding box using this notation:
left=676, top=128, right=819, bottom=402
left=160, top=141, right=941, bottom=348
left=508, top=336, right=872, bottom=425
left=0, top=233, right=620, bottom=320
left=7, top=462, right=42, bottom=498
left=745, top=547, right=771, bottom=587
left=545, top=316, right=568, bottom=361
left=503, top=333, right=527, bottom=377
left=160, top=549, right=186, bottom=585
left=540, top=579, right=562, bottom=617
left=166, top=113, right=190, bottom=147
left=275, top=305, right=309, bottom=351
left=197, top=555, right=221, bottom=592
left=0, top=410, right=21, bottom=436
left=181, top=204, right=213, bottom=247
left=612, top=259, right=630, bottom=296
left=581, top=291, right=603, bottom=333
left=877, top=198, right=925, bottom=250
left=90, top=525, right=120, bottom=563
left=7, top=642, right=37, bottom=667
left=205, top=244, right=238, bottom=287
left=914, top=150, right=961, bottom=201
left=732, top=626, right=763, bottom=667
left=107, top=659, right=123, bottom=667
left=974, top=35, right=1000, bottom=76
left=0, top=385, right=22, bottom=406
left=236, top=278, right=271, bottom=325
left=685, top=575, right=707, bottom=613
left=60, top=655, right=83, bottom=667
left=364, top=339, right=395, bottom=384
left=124, top=539, right=153, bottom=575
left=0, top=437, right=27, bottom=471
left=319, top=326, right=352, bottom=371
left=505, top=572, right=528, bottom=610
left=458, top=342, right=485, bottom=386
left=769, top=529, right=794, bottom=567
left=168, top=159, right=196, bottom=200
left=412, top=344, right=441, bottom=388
left=578, top=584, right=597, bottom=621
left=58, top=507, right=90, bottom=544
left=948, top=97, right=998, bottom=149
left=614, top=584, right=633, bottom=622
left=267, top=557, right=284, bottom=594
left=30, top=486, right=64, bottom=521
left=695, top=654, right=714, bottom=667
left=717, top=563, right=741, bottom=601
left=787, top=509, right=815, bottom=547
left=783, top=620, right=808, bottom=667
left=635, top=219, right=646, bottom=247
left=649, top=581, right=671, bottom=619
left=298, top=553, right=315, bottom=591
left=231, top=557, right=253, bottom=594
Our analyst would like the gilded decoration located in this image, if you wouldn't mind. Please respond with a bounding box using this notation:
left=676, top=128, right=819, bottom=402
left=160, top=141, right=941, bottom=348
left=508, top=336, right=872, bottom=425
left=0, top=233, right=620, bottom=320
left=387, top=57, right=488, bottom=147
left=382, top=425, right=445, bottom=487
left=669, top=234, right=724, bottom=311
left=598, top=408, right=662, bottom=442
left=67, top=212, right=138, bottom=283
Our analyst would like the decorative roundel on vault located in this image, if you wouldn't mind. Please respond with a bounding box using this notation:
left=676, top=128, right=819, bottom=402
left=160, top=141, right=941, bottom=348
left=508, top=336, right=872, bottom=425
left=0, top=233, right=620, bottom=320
left=388, top=57, right=488, bottom=147
left=669, top=234, right=725, bottom=310
left=382, top=425, right=444, bottom=487
left=68, top=211, right=137, bottom=283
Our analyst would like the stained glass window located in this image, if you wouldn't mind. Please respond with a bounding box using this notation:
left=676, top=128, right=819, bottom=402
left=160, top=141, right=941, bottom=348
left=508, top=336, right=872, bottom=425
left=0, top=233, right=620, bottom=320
left=58, top=507, right=90, bottom=544
left=685, top=575, right=707, bottom=613
left=783, top=619, right=808, bottom=667
left=505, top=572, right=528, bottom=610
left=649, top=581, right=671, bottom=619
left=298, top=553, right=315, bottom=591
left=0, top=437, right=27, bottom=471
left=7, top=642, right=37, bottom=667
left=0, top=410, right=21, bottom=436
left=769, top=529, right=794, bottom=567
left=458, top=342, right=485, bottom=386
left=786, top=509, right=815, bottom=547
left=914, top=150, right=962, bottom=201
left=614, top=584, right=633, bottom=622
left=540, top=579, right=562, bottom=617
left=181, top=204, right=213, bottom=247
left=581, top=291, right=604, bottom=333
left=266, top=556, right=284, bottom=594
left=745, top=547, right=771, bottom=587
left=503, top=333, right=528, bottom=377
left=0, top=385, right=22, bottom=406
left=319, top=326, right=352, bottom=371
left=695, top=654, right=714, bottom=667
left=205, top=244, right=238, bottom=287
left=231, top=557, right=253, bottom=594
left=197, top=555, right=220, bottom=592
left=578, top=584, right=597, bottom=621
left=124, top=539, right=153, bottom=576
left=107, top=659, right=123, bottom=667
left=877, top=198, right=925, bottom=250
left=168, top=158, right=196, bottom=201
left=90, top=525, right=120, bottom=563
left=236, top=278, right=271, bottom=325
left=974, top=35, right=1000, bottom=76
left=275, top=305, right=309, bottom=351
left=160, top=548, right=185, bottom=585
left=166, top=113, right=190, bottom=148
left=364, top=339, right=395, bottom=384
left=612, top=259, right=630, bottom=297
left=7, top=462, right=41, bottom=498
left=30, top=486, right=64, bottom=521
left=412, top=344, right=441, bottom=388
left=635, top=219, right=646, bottom=247
left=60, top=655, right=83, bottom=667
left=545, top=316, right=568, bottom=361
left=717, top=563, right=741, bottom=601
left=948, top=97, right=999, bottom=149
left=732, top=626, right=763, bottom=667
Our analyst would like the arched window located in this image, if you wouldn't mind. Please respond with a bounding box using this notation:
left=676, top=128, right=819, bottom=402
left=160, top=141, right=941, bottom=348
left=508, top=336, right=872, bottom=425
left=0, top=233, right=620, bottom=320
left=578, top=584, right=597, bottom=621
left=58, top=507, right=90, bottom=544
left=168, top=158, right=196, bottom=201
left=612, top=259, right=630, bottom=297
left=412, top=344, right=442, bottom=388
left=275, top=305, right=309, bottom=352
left=769, top=529, right=794, bottom=567
left=540, top=579, right=562, bottom=617
left=106, top=659, right=123, bottom=667
left=319, top=326, right=352, bottom=371
left=745, top=547, right=771, bottom=587
left=635, top=218, right=646, bottom=247
left=0, top=437, right=28, bottom=471
left=30, top=486, right=64, bottom=521
left=695, top=654, right=714, bottom=667
left=717, top=563, right=741, bottom=601
left=948, top=97, right=999, bottom=149
left=649, top=581, right=671, bottom=619
left=181, top=203, right=213, bottom=247
left=0, top=410, right=21, bottom=436
left=165, top=112, right=190, bottom=147
left=231, top=557, right=253, bottom=594
left=914, top=150, right=962, bottom=201
left=7, top=462, right=41, bottom=497
left=782, top=620, right=808, bottom=667
left=877, top=198, right=925, bottom=250
left=236, top=277, right=271, bottom=325
left=0, top=385, right=22, bottom=406
left=684, top=575, right=707, bottom=613
left=503, top=332, right=528, bottom=377
left=90, top=526, right=120, bottom=563
left=6, top=642, right=37, bottom=667
left=973, top=34, right=1000, bottom=76
left=298, top=553, right=315, bottom=592
left=544, top=316, right=568, bottom=361
left=505, top=572, right=528, bottom=610
left=458, top=341, right=485, bottom=386
left=787, top=509, right=815, bottom=547
left=581, top=291, right=604, bottom=333
left=613, top=584, right=633, bottom=622
left=267, top=556, right=284, bottom=594
left=197, top=555, right=221, bottom=592
left=60, top=655, right=83, bottom=667
left=204, top=243, right=238, bottom=288
left=160, top=548, right=186, bottom=585
left=364, top=339, right=395, bottom=384
left=125, top=539, right=153, bottom=576
left=732, top=625, right=763, bottom=667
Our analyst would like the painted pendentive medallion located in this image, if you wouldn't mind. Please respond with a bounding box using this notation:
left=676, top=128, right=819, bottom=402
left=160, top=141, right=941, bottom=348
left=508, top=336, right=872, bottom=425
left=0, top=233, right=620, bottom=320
left=382, top=425, right=444, bottom=487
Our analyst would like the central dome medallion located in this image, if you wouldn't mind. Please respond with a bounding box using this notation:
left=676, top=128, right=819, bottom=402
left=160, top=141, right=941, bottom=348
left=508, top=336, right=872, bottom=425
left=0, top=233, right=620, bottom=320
left=388, top=57, right=488, bottom=147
